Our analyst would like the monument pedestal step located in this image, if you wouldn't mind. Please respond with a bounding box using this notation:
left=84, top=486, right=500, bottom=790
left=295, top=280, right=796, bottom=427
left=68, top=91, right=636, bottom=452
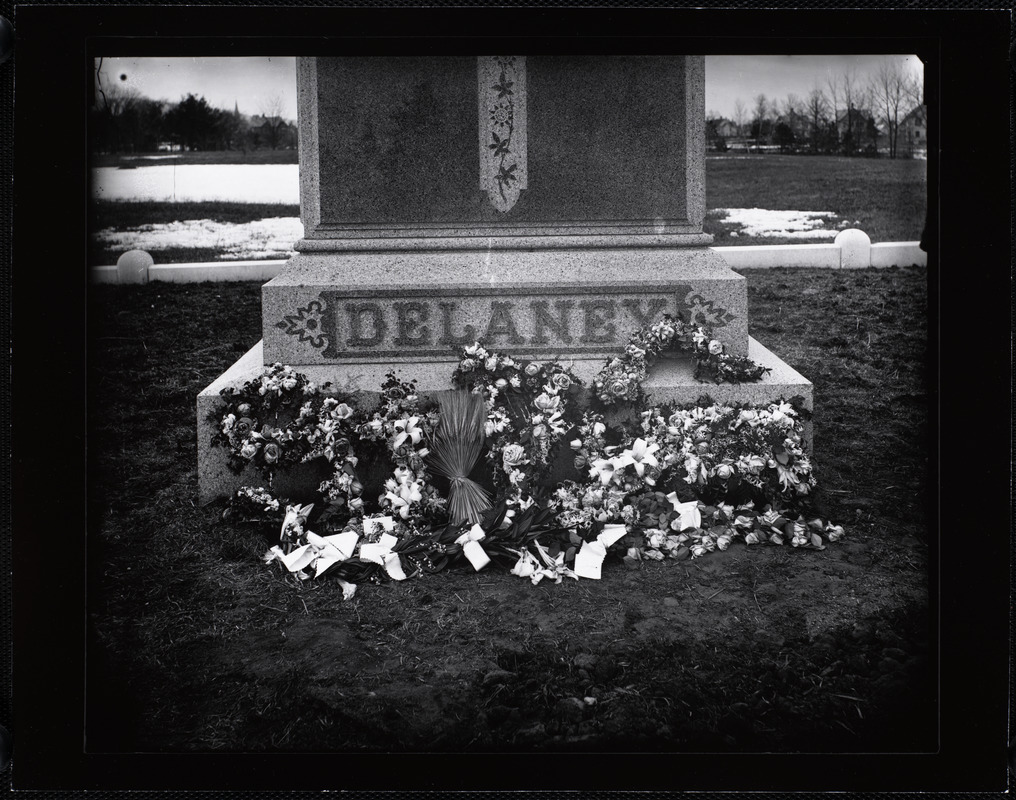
left=197, top=337, right=812, bottom=503
left=262, top=246, right=751, bottom=363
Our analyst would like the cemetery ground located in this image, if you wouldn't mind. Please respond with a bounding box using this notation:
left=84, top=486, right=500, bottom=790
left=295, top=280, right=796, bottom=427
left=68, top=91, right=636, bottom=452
left=86, top=266, right=932, bottom=753
left=88, top=154, right=927, bottom=265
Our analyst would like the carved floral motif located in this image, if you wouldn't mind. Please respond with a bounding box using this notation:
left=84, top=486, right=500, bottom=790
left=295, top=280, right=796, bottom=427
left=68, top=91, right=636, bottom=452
left=478, top=56, right=527, bottom=212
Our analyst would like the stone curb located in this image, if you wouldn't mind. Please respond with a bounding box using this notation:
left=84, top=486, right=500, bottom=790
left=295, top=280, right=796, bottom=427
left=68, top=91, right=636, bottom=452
left=90, top=235, right=927, bottom=284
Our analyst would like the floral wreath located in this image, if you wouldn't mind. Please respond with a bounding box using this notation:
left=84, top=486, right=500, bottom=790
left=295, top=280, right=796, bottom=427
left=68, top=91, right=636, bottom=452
left=450, top=343, right=581, bottom=502
left=593, top=314, right=770, bottom=406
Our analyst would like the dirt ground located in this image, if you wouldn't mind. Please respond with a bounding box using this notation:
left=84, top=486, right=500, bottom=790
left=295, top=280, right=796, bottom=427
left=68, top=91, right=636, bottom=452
left=85, top=268, right=932, bottom=754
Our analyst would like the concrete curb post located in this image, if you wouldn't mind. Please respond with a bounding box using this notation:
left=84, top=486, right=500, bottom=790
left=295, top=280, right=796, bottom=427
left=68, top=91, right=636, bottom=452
left=834, top=228, right=872, bottom=269
left=115, top=249, right=153, bottom=284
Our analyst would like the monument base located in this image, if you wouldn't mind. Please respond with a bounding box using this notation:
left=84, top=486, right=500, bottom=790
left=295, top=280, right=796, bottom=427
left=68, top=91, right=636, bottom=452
left=197, top=338, right=812, bottom=504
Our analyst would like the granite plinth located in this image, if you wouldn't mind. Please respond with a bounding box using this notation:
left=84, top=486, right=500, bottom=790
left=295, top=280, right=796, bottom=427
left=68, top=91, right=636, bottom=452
left=197, top=337, right=811, bottom=503
left=263, top=246, right=749, bottom=366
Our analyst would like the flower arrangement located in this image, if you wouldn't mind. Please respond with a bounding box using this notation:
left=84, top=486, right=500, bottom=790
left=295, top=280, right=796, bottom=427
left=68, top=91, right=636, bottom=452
left=212, top=362, right=324, bottom=475
left=593, top=314, right=771, bottom=406
left=351, top=372, right=445, bottom=525
left=214, top=317, right=842, bottom=599
left=451, top=343, right=581, bottom=500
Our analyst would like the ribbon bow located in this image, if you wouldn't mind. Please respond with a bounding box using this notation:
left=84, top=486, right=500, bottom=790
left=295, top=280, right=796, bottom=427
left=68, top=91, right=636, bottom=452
left=573, top=523, right=629, bottom=580
left=666, top=494, right=702, bottom=531
left=358, top=532, right=408, bottom=581
left=454, top=523, right=491, bottom=571
left=305, top=530, right=360, bottom=577
left=264, top=526, right=360, bottom=598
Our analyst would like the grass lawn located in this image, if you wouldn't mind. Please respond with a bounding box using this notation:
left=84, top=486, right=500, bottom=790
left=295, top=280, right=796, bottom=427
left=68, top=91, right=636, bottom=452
left=88, top=154, right=927, bottom=265
left=86, top=266, right=932, bottom=754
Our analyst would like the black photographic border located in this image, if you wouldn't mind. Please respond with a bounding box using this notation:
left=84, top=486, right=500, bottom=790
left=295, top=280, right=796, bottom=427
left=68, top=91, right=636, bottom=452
left=8, top=3, right=1012, bottom=794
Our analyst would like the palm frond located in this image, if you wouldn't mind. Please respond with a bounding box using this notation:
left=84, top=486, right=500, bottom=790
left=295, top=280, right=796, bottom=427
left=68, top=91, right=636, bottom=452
left=429, top=390, right=492, bottom=524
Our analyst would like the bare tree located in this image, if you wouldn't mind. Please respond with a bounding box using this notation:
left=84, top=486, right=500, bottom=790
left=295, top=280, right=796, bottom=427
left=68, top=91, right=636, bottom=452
left=732, top=98, right=747, bottom=139
left=783, top=93, right=804, bottom=141
left=840, top=66, right=860, bottom=154
left=91, top=72, right=145, bottom=153
left=752, top=93, right=769, bottom=147
left=805, top=86, right=828, bottom=153
left=824, top=74, right=841, bottom=152
left=258, top=93, right=288, bottom=150
left=870, top=58, right=922, bottom=158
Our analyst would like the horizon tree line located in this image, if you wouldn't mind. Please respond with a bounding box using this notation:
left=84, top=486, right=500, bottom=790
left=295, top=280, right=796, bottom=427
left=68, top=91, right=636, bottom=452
left=90, top=75, right=297, bottom=155
left=709, top=58, right=924, bottom=159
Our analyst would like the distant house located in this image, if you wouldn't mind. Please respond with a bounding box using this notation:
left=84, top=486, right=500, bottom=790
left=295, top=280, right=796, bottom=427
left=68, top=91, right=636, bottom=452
left=714, top=119, right=738, bottom=138
left=247, top=114, right=298, bottom=150
left=835, top=106, right=883, bottom=153
left=898, top=105, right=927, bottom=158
left=706, top=117, right=739, bottom=151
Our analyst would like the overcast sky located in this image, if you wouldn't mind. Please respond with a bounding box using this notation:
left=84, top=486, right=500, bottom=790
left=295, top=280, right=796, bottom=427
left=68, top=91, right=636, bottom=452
left=94, top=54, right=924, bottom=122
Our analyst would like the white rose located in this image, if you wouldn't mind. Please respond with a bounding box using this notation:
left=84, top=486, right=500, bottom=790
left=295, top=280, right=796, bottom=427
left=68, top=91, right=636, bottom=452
left=502, top=443, right=528, bottom=468
left=707, top=340, right=723, bottom=355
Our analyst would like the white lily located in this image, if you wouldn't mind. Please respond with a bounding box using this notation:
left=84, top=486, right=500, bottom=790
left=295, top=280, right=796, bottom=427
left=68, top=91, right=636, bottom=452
left=385, top=480, right=423, bottom=519
left=588, top=457, right=620, bottom=486
left=533, top=541, right=579, bottom=584
left=392, top=416, right=423, bottom=449
left=620, top=438, right=660, bottom=477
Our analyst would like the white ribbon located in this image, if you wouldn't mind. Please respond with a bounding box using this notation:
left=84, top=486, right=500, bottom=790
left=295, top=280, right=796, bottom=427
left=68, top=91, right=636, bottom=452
left=306, top=530, right=360, bottom=577
left=358, top=532, right=407, bottom=580
left=265, top=528, right=360, bottom=577
left=666, top=494, right=702, bottom=531
left=454, top=523, right=491, bottom=571
left=573, top=523, right=629, bottom=580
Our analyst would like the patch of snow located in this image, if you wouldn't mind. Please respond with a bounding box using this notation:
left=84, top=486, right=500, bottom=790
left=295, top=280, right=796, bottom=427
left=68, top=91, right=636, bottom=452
left=710, top=207, right=840, bottom=239
left=93, top=217, right=304, bottom=260
left=91, top=164, right=300, bottom=204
